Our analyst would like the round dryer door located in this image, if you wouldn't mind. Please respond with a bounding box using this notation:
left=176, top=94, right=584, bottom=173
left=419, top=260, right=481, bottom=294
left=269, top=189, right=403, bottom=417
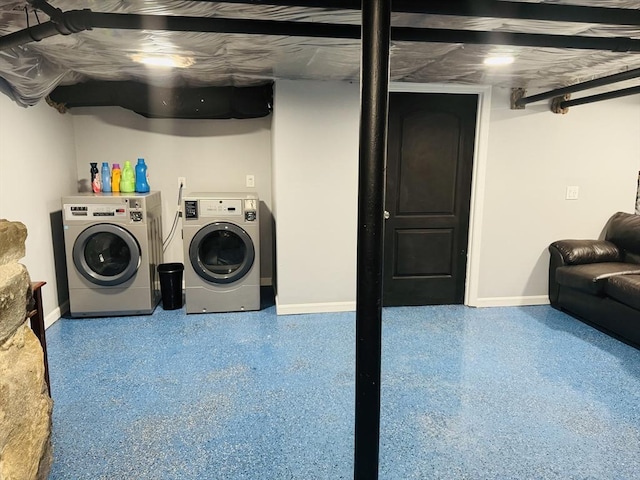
left=73, top=224, right=141, bottom=286
left=190, top=222, right=255, bottom=284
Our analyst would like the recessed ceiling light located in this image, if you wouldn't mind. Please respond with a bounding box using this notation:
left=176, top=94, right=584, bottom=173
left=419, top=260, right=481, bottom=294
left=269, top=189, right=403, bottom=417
left=484, top=56, right=515, bottom=66
left=130, top=54, right=194, bottom=68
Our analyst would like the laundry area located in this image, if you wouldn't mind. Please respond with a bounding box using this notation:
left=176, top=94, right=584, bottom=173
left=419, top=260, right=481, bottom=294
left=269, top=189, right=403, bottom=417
left=1, top=1, right=640, bottom=479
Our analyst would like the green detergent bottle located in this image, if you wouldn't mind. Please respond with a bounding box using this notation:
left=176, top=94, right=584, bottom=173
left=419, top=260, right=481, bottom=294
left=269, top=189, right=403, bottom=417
left=120, top=160, right=136, bottom=193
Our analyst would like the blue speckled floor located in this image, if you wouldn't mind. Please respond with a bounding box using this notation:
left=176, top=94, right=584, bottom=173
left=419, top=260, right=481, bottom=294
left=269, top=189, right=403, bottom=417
left=45, top=302, right=640, bottom=479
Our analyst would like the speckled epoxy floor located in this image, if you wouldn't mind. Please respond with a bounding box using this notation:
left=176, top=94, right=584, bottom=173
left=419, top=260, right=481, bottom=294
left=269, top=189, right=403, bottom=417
left=45, top=301, right=640, bottom=479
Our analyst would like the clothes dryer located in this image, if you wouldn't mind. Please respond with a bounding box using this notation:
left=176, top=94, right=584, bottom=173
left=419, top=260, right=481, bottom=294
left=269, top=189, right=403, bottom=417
left=182, top=193, right=260, bottom=313
left=62, top=192, right=163, bottom=317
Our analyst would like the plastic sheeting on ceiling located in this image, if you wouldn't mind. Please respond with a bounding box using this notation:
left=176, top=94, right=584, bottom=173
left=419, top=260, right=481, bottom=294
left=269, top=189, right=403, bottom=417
left=0, top=0, right=639, bottom=107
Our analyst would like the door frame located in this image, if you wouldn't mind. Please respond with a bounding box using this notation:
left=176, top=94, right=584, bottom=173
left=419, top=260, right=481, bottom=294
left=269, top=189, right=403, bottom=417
left=389, top=82, right=492, bottom=307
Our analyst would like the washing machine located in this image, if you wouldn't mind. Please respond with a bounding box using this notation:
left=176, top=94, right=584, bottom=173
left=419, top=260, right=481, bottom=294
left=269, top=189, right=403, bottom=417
left=62, top=192, right=163, bottom=317
left=182, top=192, right=260, bottom=314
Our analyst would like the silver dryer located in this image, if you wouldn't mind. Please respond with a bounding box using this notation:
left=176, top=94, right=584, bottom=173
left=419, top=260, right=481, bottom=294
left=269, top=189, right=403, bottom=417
left=182, top=192, right=260, bottom=314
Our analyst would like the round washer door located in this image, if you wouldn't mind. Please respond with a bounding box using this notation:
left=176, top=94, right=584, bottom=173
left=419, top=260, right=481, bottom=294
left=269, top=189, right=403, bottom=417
left=190, top=222, right=255, bottom=284
left=72, top=224, right=141, bottom=286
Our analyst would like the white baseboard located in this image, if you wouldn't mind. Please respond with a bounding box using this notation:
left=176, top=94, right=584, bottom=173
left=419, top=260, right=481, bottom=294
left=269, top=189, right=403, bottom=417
left=44, top=301, right=68, bottom=329
left=275, top=296, right=550, bottom=313
left=275, top=299, right=356, bottom=315
left=44, top=295, right=547, bottom=322
left=471, top=295, right=550, bottom=308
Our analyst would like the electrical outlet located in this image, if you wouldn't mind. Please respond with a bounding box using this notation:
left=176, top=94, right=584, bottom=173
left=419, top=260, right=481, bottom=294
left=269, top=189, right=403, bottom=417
left=178, top=177, right=186, bottom=189
left=566, top=185, right=579, bottom=200
left=246, top=174, right=255, bottom=188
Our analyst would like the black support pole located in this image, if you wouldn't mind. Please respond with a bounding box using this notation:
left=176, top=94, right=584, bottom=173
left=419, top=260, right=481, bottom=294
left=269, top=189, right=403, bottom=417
left=559, top=85, right=640, bottom=109
left=354, top=0, right=390, bottom=479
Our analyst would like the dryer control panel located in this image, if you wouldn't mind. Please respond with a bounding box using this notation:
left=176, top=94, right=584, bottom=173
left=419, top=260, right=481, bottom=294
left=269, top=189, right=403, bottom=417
left=183, top=195, right=258, bottom=222
left=185, top=199, right=253, bottom=219
left=184, top=200, right=199, bottom=219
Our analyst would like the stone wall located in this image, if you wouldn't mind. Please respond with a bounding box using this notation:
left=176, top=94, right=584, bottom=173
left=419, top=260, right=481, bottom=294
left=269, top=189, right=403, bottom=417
left=0, top=220, right=53, bottom=480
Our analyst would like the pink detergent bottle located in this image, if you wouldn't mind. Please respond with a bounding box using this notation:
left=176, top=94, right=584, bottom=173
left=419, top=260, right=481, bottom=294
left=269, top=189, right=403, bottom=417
left=90, top=162, right=101, bottom=193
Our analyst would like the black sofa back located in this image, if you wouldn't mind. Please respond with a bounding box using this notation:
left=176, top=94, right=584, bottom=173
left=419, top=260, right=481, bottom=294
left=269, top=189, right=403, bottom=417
left=605, top=212, right=640, bottom=264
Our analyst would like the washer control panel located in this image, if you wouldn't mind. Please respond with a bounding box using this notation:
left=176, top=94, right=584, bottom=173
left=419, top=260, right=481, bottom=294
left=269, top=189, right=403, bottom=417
left=244, top=199, right=257, bottom=222
left=64, top=204, right=128, bottom=221
left=63, top=198, right=145, bottom=223
left=127, top=198, right=144, bottom=222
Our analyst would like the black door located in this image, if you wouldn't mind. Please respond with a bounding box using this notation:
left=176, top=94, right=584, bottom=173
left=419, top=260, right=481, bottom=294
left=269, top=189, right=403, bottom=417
left=73, top=224, right=141, bottom=286
left=189, top=222, right=255, bottom=284
left=383, top=93, right=477, bottom=306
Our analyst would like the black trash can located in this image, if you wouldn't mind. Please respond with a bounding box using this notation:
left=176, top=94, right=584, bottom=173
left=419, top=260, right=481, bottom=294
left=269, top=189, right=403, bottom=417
left=158, top=263, right=184, bottom=310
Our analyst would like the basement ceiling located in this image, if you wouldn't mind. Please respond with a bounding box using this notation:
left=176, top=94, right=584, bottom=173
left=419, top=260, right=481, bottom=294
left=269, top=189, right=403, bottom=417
left=0, top=0, right=639, bottom=107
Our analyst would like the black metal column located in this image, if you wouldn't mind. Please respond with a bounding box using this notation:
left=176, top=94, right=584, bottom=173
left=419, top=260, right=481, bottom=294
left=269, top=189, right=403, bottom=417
left=354, top=0, right=390, bottom=479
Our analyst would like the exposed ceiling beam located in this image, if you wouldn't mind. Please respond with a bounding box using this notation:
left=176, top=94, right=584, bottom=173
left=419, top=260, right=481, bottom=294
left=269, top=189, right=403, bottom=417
left=2, top=10, right=640, bottom=53
left=560, top=84, right=640, bottom=109
left=195, top=0, right=640, bottom=27
left=516, top=66, right=640, bottom=107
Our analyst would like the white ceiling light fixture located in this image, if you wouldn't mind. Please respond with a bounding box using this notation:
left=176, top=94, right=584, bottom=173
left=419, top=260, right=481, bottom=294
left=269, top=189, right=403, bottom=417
left=130, top=54, right=195, bottom=68
left=484, top=55, right=515, bottom=66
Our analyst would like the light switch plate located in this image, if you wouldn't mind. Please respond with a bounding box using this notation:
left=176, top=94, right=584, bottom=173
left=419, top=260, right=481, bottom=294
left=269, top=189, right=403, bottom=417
left=246, top=174, right=255, bottom=188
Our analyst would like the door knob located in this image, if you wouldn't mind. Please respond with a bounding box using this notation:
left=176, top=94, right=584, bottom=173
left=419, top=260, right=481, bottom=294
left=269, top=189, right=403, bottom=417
left=384, top=210, right=390, bottom=220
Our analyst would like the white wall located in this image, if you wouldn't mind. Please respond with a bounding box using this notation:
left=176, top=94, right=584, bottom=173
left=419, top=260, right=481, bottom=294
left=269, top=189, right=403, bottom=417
left=272, top=80, right=360, bottom=314
left=271, top=80, right=640, bottom=312
left=474, top=87, right=640, bottom=305
left=0, top=94, right=77, bottom=325
left=70, top=107, right=273, bottom=283
left=2, top=81, right=638, bottom=321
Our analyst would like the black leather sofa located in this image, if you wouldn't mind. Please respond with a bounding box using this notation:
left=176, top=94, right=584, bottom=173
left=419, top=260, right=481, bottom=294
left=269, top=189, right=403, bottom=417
left=549, top=211, right=640, bottom=347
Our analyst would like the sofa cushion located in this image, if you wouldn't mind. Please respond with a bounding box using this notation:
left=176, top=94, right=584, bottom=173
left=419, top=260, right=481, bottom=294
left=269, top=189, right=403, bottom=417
left=605, top=212, right=640, bottom=256
left=624, top=251, right=640, bottom=265
left=606, top=275, right=640, bottom=311
left=549, top=240, right=620, bottom=265
left=555, top=262, right=640, bottom=295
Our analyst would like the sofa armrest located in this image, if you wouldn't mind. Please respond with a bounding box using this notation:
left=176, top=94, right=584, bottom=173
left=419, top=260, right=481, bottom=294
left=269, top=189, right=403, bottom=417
left=549, top=240, right=621, bottom=266
left=548, top=240, right=621, bottom=306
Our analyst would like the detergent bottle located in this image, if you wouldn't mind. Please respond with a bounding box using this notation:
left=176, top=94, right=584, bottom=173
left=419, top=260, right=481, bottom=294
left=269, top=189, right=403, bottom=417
left=101, top=162, right=112, bottom=193
left=111, top=163, right=121, bottom=193
left=135, top=158, right=150, bottom=193
left=90, top=162, right=101, bottom=193
left=120, top=160, right=136, bottom=193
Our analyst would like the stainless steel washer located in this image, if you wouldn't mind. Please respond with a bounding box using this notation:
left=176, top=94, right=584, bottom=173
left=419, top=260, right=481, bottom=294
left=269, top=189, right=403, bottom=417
left=182, top=192, right=260, bottom=314
left=62, top=192, right=163, bottom=317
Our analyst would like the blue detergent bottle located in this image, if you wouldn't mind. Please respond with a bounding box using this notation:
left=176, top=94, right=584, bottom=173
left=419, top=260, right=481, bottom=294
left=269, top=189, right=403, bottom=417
left=135, top=158, right=150, bottom=193
left=101, top=162, right=112, bottom=193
